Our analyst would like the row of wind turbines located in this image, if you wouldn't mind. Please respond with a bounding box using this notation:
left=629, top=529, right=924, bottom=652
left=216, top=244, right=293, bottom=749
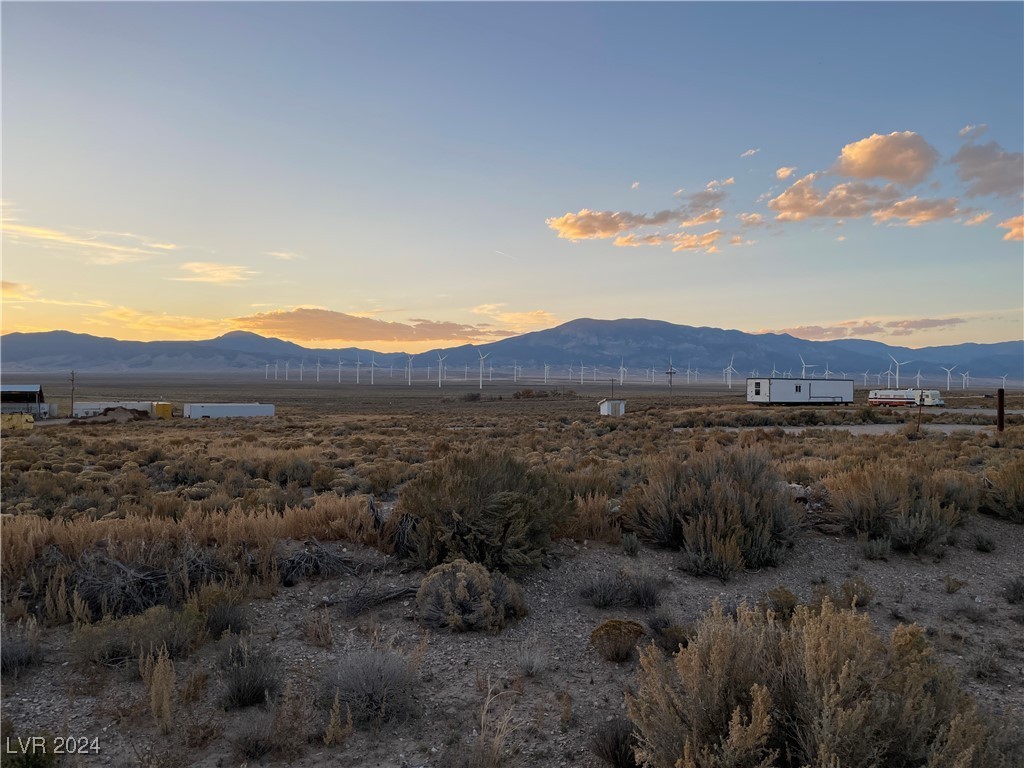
left=262, top=351, right=1012, bottom=392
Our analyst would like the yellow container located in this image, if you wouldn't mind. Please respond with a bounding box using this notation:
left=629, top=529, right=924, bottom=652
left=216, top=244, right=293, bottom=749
left=1, top=413, right=35, bottom=430
left=153, top=402, right=173, bottom=420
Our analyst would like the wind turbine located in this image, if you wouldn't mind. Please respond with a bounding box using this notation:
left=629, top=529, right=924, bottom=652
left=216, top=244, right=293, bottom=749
left=724, top=355, right=738, bottom=389
left=940, top=365, right=957, bottom=392
left=914, top=370, right=923, bottom=388
left=861, top=370, right=870, bottom=387
left=568, top=363, right=574, bottom=381
left=692, top=368, right=700, bottom=384
left=300, top=359, right=304, bottom=382
left=618, top=359, right=627, bottom=386
left=960, top=371, right=970, bottom=390
left=406, top=354, right=414, bottom=386
left=477, top=349, right=489, bottom=390
left=513, top=360, right=518, bottom=384
left=543, top=363, right=550, bottom=384
left=888, top=354, right=912, bottom=389
left=883, top=365, right=894, bottom=387
left=580, top=362, right=585, bottom=386
left=1000, top=374, right=1009, bottom=389
left=592, top=364, right=598, bottom=382
left=265, top=363, right=269, bottom=380
left=285, top=361, right=290, bottom=381
left=275, top=361, right=279, bottom=380
left=666, top=358, right=678, bottom=395
left=798, top=354, right=816, bottom=379
left=338, top=358, right=344, bottom=383
left=770, top=363, right=780, bottom=378
left=437, top=353, right=447, bottom=388
left=370, top=353, right=377, bottom=385
left=822, top=363, right=833, bottom=380
left=355, top=354, right=362, bottom=384
left=316, top=358, right=321, bottom=383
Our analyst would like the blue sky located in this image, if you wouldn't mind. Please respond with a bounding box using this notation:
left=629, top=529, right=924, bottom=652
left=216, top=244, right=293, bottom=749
left=2, top=2, right=1022, bottom=351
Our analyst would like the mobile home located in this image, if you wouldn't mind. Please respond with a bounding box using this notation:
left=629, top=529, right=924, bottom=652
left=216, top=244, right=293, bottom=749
left=746, top=378, right=854, bottom=405
left=184, top=403, right=275, bottom=419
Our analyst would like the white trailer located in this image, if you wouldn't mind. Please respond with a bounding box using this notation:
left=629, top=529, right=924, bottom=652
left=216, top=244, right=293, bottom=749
left=598, top=398, right=626, bottom=416
left=746, top=378, right=854, bottom=405
left=868, top=389, right=944, bottom=407
left=184, top=403, right=275, bottom=419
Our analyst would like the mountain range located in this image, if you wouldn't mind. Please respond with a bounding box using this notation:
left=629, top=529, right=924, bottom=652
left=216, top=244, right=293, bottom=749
left=1, top=320, right=1021, bottom=381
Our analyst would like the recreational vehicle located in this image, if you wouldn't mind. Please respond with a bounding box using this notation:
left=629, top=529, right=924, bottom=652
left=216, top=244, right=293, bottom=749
left=868, top=389, right=945, bottom=407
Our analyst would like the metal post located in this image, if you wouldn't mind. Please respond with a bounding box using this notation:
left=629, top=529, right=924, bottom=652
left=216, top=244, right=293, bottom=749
left=997, top=388, right=1005, bottom=432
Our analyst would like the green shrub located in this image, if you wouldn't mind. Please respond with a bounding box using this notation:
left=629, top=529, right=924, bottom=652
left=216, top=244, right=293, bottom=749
left=624, top=447, right=801, bottom=579
left=396, top=450, right=573, bottom=573
left=627, top=599, right=1021, bottom=768
left=417, top=560, right=527, bottom=633
left=72, top=605, right=205, bottom=666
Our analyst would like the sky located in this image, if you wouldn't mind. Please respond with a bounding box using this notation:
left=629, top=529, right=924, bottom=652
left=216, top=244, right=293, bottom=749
left=2, top=1, right=1022, bottom=353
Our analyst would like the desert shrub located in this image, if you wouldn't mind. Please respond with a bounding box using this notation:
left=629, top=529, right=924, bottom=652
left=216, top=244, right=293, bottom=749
left=396, top=450, right=573, bottom=573
left=220, top=638, right=281, bottom=709
left=591, top=619, right=645, bottom=662
left=861, top=535, right=892, bottom=561
left=982, top=460, right=1024, bottom=523
left=276, top=539, right=366, bottom=587
left=562, top=493, right=621, bottom=543
left=321, top=649, right=418, bottom=727
left=622, top=532, right=640, bottom=557
left=646, top=614, right=693, bottom=655
left=191, top=585, right=248, bottom=638
left=416, top=560, right=527, bottom=633
left=627, top=599, right=1021, bottom=768
left=580, top=572, right=629, bottom=608
left=591, top=717, right=639, bottom=768
left=72, top=605, right=205, bottom=666
left=514, top=639, right=549, bottom=678
left=973, top=533, right=995, bottom=552
left=1006, top=575, right=1024, bottom=605
left=0, top=617, right=42, bottom=677
left=764, top=586, right=799, bottom=621
left=624, top=447, right=801, bottom=579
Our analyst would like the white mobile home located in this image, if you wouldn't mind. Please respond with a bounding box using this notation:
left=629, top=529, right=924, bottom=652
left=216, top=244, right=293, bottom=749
left=598, top=398, right=626, bottom=417
left=184, top=403, right=275, bottom=419
left=746, top=378, right=854, bottom=405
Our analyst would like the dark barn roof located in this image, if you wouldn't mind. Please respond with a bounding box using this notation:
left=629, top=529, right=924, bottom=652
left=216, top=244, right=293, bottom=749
left=0, top=384, right=45, bottom=403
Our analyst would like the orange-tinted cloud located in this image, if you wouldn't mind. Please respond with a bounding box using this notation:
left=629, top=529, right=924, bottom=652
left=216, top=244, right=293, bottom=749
left=775, top=167, right=797, bottom=180
left=613, top=229, right=723, bottom=254
left=949, top=141, right=1024, bottom=198
left=545, top=208, right=678, bottom=241
left=231, top=307, right=513, bottom=343
left=964, top=211, right=992, bottom=226
left=3, top=222, right=157, bottom=265
left=85, top=307, right=228, bottom=338
left=170, top=262, right=258, bottom=284
left=768, top=174, right=902, bottom=221
left=470, top=304, right=559, bottom=333
left=871, top=196, right=959, bottom=227
left=761, top=316, right=965, bottom=341
left=736, top=212, right=765, bottom=227
left=1, top=281, right=36, bottom=300
left=998, top=215, right=1023, bottom=241
left=833, top=131, right=939, bottom=185
left=959, top=124, right=988, bottom=140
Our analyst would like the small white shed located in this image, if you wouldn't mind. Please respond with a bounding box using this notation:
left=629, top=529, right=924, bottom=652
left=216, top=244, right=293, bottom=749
left=184, top=403, right=275, bottom=419
left=598, top=398, right=626, bottom=417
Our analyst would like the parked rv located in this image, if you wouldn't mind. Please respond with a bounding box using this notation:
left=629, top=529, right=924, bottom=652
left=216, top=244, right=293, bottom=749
left=868, top=389, right=945, bottom=407
left=746, top=378, right=854, bottom=405
left=184, top=403, right=275, bottom=419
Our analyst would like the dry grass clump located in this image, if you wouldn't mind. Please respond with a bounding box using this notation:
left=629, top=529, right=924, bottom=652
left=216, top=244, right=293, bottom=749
left=72, top=604, right=205, bottom=666
left=562, top=493, right=622, bottom=543
left=394, top=449, right=573, bottom=574
left=624, top=446, right=801, bottom=579
left=219, top=637, right=282, bottom=709
left=0, top=616, right=42, bottom=678
left=321, top=649, right=419, bottom=728
left=591, top=717, right=639, bottom=768
left=627, top=599, right=1022, bottom=768
left=416, top=560, right=527, bottom=633
left=982, top=459, right=1024, bottom=523
left=590, top=619, right=646, bottom=662
left=580, top=570, right=662, bottom=609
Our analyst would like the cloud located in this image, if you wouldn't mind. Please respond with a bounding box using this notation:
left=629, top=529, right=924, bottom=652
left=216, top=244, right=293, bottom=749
left=775, top=167, right=797, bottom=180
left=768, top=174, right=902, bottom=221
left=736, top=212, right=765, bottom=227
left=680, top=208, right=725, bottom=227
left=170, top=262, right=258, bottom=284
left=470, top=304, right=559, bottom=332
left=836, top=235, right=846, bottom=242
left=949, top=141, right=1024, bottom=198
left=631, top=181, right=640, bottom=190
left=871, top=196, right=960, bottom=227
left=545, top=208, right=678, bottom=241
left=613, top=233, right=666, bottom=248
left=998, top=215, right=1023, bottom=241
left=614, top=230, right=724, bottom=253
left=963, top=211, right=992, bottom=226
left=740, top=148, right=760, bottom=158
left=833, top=131, right=939, bottom=185
left=3, top=222, right=157, bottom=265
left=266, top=251, right=304, bottom=261
left=231, top=307, right=514, bottom=343
left=86, top=307, right=227, bottom=338
left=2, top=281, right=36, bottom=300
left=762, top=316, right=966, bottom=341
left=959, top=124, right=988, bottom=140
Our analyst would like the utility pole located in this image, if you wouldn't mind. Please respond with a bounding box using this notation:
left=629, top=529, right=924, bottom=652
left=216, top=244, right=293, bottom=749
left=69, top=370, right=76, bottom=418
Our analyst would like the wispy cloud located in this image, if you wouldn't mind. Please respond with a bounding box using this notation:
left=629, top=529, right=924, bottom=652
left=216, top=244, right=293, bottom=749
left=949, top=141, right=1024, bottom=198
left=833, top=131, right=939, bottom=186
left=760, top=315, right=967, bottom=341
left=740, top=148, right=760, bottom=158
left=998, top=215, right=1023, bottom=241
left=170, top=262, right=258, bottom=284
left=230, top=307, right=518, bottom=343
left=736, top=212, right=765, bottom=227
left=85, top=307, right=226, bottom=338
left=266, top=251, right=304, bottom=261
left=471, top=304, right=559, bottom=332
left=963, top=211, right=992, bottom=226
left=959, top=124, right=988, bottom=140
left=871, top=196, right=960, bottom=227
left=1, top=280, right=110, bottom=309
left=768, top=174, right=903, bottom=221
left=3, top=222, right=158, bottom=265
left=775, top=167, right=797, bottom=180
left=630, top=181, right=640, bottom=190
